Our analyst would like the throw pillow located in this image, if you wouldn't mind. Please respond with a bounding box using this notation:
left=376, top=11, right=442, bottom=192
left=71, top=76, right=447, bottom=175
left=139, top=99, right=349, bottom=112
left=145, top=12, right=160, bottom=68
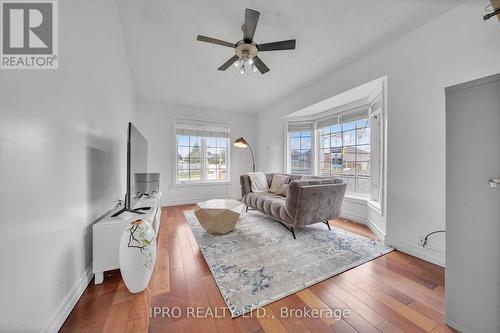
left=269, top=174, right=290, bottom=194
left=247, top=172, right=269, bottom=193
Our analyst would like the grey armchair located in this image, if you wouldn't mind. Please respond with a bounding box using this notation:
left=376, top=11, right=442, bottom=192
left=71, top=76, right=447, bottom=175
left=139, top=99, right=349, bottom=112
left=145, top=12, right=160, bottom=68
left=240, top=173, right=346, bottom=238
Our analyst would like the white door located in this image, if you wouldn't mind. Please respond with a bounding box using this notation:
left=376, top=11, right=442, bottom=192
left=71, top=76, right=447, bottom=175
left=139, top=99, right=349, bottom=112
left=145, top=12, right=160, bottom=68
left=445, top=73, right=500, bottom=333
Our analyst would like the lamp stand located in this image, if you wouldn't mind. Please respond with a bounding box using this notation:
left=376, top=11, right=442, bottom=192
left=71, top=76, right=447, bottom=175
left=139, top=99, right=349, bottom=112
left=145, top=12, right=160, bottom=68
left=247, top=143, right=256, bottom=172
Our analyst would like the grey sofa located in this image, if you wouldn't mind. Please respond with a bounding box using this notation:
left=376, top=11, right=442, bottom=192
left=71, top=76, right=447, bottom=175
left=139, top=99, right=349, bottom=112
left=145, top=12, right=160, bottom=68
left=240, top=173, right=346, bottom=238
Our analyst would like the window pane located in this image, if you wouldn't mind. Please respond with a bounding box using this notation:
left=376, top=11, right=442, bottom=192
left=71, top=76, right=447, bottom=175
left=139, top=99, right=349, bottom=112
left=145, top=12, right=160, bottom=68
left=189, top=169, right=201, bottom=181
left=218, top=137, right=228, bottom=148
left=207, top=168, right=217, bottom=181
left=189, top=145, right=201, bottom=159
left=301, top=136, right=311, bottom=148
left=342, top=121, right=356, bottom=131
left=190, top=136, right=201, bottom=147
left=177, top=147, right=189, bottom=161
left=290, top=137, right=300, bottom=150
left=356, top=145, right=370, bottom=162
left=344, top=176, right=356, bottom=193
left=288, top=127, right=313, bottom=175
left=206, top=137, right=217, bottom=148
left=355, top=119, right=369, bottom=129
left=356, top=127, right=370, bottom=145
left=356, top=162, right=370, bottom=176
left=177, top=135, right=189, bottom=146
left=343, top=161, right=355, bottom=175
left=330, top=124, right=342, bottom=133
left=177, top=170, right=189, bottom=181
left=332, top=132, right=342, bottom=147
left=343, top=129, right=356, bottom=146
left=357, top=177, right=370, bottom=194
left=341, top=146, right=355, bottom=161
left=207, top=148, right=217, bottom=166
left=218, top=149, right=227, bottom=165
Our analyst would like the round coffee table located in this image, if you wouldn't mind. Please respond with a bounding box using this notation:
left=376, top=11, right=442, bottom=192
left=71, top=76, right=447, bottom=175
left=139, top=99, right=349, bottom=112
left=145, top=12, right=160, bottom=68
left=194, top=199, right=244, bottom=234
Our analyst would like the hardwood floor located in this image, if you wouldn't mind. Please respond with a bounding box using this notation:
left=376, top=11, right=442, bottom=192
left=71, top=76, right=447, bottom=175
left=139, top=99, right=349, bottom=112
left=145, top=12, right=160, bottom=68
left=60, top=205, right=456, bottom=333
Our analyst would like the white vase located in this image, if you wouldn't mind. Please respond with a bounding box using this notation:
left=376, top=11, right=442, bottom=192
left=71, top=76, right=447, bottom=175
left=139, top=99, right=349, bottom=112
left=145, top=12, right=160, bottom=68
left=119, top=219, right=157, bottom=293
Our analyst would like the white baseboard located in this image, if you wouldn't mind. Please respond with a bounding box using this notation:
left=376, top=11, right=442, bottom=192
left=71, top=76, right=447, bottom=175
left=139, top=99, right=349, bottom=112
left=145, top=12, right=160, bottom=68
left=41, top=265, right=93, bottom=333
left=162, top=194, right=239, bottom=207
left=445, top=319, right=472, bottom=333
left=366, top=217, right=386, bottom=242
left=385, top=236, right=445, bottom=267
left=340, top=211, right=367, bottom=224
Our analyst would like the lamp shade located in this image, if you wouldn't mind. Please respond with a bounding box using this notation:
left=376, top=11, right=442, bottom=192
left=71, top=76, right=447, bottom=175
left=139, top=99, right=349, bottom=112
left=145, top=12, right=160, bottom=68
left=233, top=137, right=248, bottom=148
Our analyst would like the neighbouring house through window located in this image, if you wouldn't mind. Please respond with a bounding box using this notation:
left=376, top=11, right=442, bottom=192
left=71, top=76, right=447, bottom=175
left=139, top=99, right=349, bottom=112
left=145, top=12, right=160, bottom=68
left=175, top=118, right=230, bottom=184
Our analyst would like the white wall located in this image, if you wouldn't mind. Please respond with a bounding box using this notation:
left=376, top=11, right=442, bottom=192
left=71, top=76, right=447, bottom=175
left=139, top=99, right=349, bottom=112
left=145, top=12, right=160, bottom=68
left=256, top=0, right=500, bottom=266
left=0, top=0, right=135, bottom=331
left=135, top=99, right=257, bottom=206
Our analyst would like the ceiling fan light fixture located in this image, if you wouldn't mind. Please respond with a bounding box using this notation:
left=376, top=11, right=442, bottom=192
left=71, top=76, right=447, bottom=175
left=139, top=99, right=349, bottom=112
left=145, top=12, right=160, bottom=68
left=197, top=8, right=296, bottom=75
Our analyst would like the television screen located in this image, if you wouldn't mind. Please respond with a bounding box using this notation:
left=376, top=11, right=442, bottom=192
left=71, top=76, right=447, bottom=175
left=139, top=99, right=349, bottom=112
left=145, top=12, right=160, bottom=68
left=127, top=122, right=148, bottom=209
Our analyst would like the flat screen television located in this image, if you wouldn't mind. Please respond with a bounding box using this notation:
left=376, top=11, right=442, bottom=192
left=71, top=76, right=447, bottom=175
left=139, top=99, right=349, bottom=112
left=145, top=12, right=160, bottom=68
left=112, top=122, right=149, bottom=217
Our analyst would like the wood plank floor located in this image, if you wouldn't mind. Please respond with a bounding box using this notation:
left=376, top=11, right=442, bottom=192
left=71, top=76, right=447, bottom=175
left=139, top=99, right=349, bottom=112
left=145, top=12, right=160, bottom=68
left=60, top=205, right=457, bottom=333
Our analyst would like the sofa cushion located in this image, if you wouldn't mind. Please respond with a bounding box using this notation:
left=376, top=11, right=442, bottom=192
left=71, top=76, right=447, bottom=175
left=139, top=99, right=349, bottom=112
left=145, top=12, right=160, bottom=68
left=269, top=174, right=290, bottom=194
left=243, top=192, right=293, bottom=224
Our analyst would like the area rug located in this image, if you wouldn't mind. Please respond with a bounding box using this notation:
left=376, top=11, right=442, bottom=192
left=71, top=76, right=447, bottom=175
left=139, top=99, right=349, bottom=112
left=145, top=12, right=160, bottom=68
left=184, top=210, right=393, bottom=317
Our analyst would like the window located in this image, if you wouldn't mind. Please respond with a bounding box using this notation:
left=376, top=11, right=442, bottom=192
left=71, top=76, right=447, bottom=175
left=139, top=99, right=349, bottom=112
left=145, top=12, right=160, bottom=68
left=175, top=118, right=230, bottom=184
left=287, top=123, right=313, bottom=175
left=317, top=109, right=371, bottom=194
left=285, top=88, right=384, bottom=201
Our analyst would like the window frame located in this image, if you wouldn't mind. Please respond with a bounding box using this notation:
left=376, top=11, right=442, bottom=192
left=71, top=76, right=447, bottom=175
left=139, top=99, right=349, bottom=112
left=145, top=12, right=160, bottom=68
left=173, top=117, right=231, bottom=186
left=286, top=122, right=315, bottom=175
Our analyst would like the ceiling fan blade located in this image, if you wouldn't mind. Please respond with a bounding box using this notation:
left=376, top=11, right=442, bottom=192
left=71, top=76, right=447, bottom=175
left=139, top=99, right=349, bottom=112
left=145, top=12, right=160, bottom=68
left=253, top=56, right=270, bottom=74
left=258, top=39, right=296, bottom=52
left=242, top=9, right=260, bottom=42
left=217, top=55, right=240, bottom=71
left=197, top=35, right=235, bottom=48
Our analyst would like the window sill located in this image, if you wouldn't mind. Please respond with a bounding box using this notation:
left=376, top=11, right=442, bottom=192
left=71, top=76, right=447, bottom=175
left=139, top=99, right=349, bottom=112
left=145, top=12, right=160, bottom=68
left=367, top=199, right=382, bottom=215
left=173, top=181, right=231, bottom=188
left=344, top=194, right=383, bottom=215
left=344, top=193, right=369, bottom=204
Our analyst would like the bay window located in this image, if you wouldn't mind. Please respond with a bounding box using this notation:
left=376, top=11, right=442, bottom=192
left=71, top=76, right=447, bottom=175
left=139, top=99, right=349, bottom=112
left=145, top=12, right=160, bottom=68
left=285, top=89, right=384, bottom=203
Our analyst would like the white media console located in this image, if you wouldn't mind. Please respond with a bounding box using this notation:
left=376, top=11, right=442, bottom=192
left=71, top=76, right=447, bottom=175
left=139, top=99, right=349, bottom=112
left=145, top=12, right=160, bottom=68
left=92, top=193, right=162, bottom=284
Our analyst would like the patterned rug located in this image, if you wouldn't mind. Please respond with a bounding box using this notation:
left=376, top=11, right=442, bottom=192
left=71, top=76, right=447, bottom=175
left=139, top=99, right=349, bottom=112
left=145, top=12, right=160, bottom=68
left=184, top=210, right=393, bottom=317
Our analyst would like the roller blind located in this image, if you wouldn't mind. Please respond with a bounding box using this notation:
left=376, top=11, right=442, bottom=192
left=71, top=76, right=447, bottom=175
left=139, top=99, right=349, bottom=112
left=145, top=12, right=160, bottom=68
left=175, top=118, right=230, bottom=138
left=288, top=122, right=313, bottom=132
left=316, top=107, right=369, bottom=129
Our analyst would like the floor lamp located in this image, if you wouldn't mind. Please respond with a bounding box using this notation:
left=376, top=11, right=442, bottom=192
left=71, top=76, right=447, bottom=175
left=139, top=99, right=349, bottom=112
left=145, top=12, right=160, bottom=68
left=233, top=137, right=255, bottom=172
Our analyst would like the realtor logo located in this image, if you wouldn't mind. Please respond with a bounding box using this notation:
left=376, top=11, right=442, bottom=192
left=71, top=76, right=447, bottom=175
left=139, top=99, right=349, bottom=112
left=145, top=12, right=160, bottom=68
left=1, top=0, right=58, bottom=69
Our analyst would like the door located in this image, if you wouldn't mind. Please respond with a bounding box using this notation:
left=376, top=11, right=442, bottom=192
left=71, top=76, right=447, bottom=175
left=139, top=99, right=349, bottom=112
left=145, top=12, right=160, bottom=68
left=446, top=73, right=500, bottom=333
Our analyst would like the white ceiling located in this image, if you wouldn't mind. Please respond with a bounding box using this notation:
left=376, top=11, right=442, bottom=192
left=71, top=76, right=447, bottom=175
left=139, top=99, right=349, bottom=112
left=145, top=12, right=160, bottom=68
left=117, top=0, right=463, bottom=113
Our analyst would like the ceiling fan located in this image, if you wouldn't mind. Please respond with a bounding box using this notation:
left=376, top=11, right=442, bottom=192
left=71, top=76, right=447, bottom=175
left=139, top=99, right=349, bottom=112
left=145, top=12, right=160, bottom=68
left=196, top=8, right=296, bottom=75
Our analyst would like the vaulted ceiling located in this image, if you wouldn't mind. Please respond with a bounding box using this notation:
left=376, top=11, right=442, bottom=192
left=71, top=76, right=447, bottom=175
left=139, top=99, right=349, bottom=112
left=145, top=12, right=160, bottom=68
left=117, top=0, right=463, bottom=113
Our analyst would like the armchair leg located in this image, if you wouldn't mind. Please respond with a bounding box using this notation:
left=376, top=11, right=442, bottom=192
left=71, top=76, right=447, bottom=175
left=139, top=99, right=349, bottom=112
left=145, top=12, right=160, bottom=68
left=324, top=220, right=331, bottom=230
left=245, top=205, right=248, bottom=213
